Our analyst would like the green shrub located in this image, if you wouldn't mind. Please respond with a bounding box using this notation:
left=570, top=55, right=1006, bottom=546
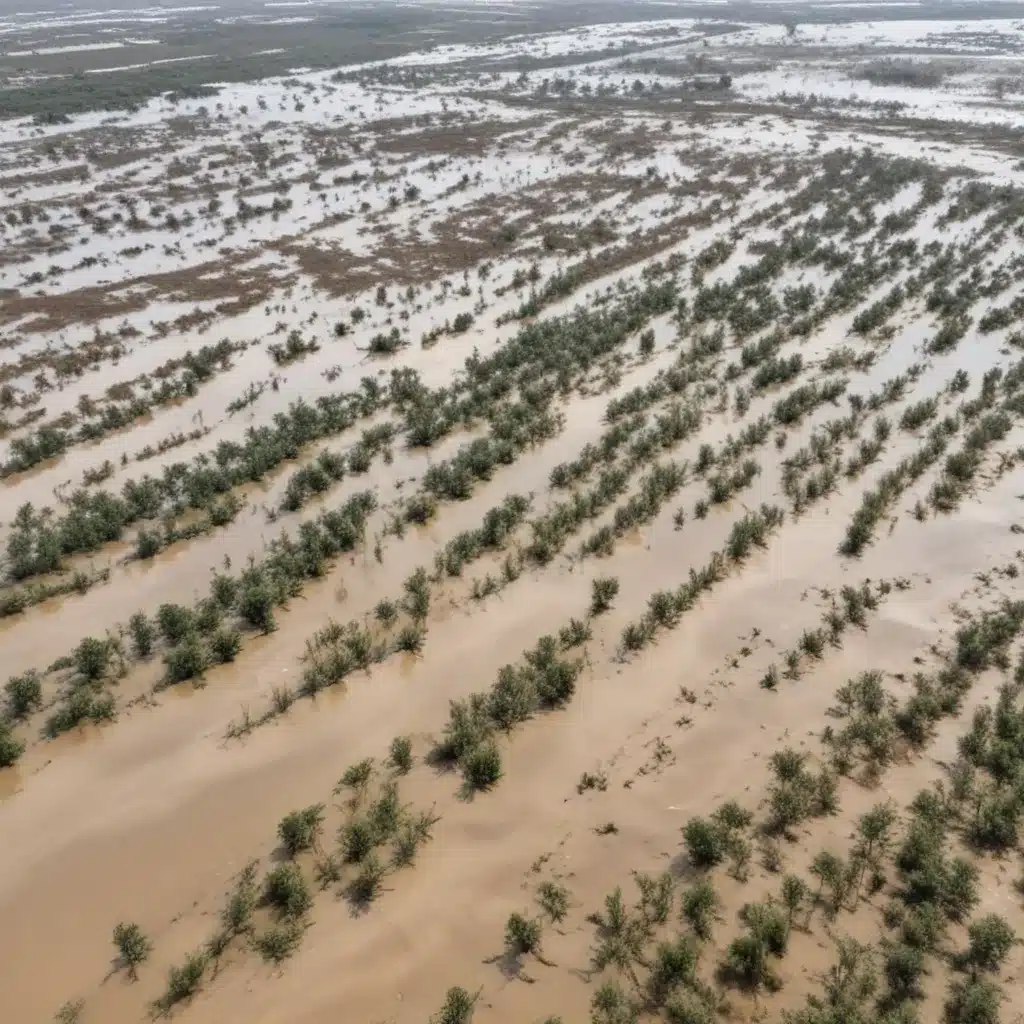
left=591, top=979, right=634, bottom=1024
left=648, top=936, right=697, bottom=1005
left=349, top=851, right=386, bottom=905
left=263, top=863, right=312, bottom=919
left=314, top=853, right=343, bottom=888
left=194, top=597, right=222, bottom=635
left=337, top=757, right=374, bottom=795
left=128, top=612, right=155, bottom=657
left=664, top=992, right=715, bottom=1024
left=505, top=912, right=542, bottom=956
left=238, top=582, right=276, bottom=633
left=430, top=986, right=478, bottom=1024
left=220, top=862, right=259, bottom=935
left=964, top=914, right=1015, bottom=974
left=559, top=617, right=592, bottom=648
left=0, top=724, right=25, bottom=767
left=388, top=735, right=413, bottom=773
left=944, top=978, right=1001, bottom=1024
left=209, top=627, right=241, bottom=663
left=163, top=636, right=207, bottom=683
left=154, top=950, right=208, bottom=1012
left=885, top=942, right=925, bottom=999
left=44, top=688, right=115, bottom=737
left=135, top=528, right=161, bottom=559
left=395, top=625, right=424, bottom=653
left=462, top=740, right=502, bottom=791
left=112, top=921, right=151, bottom=979
left=681, top=879, right=718, bottom=940
left=253, top=921, right=304, bottom=963
left=340, top=819, right=375, bottom=863
left=367, top=782, right=403, bottom=843
left=4, top=670, right=42, bottom=718
left=210, top=573, right=237, bottom=608
left=156, top=603, right=193, bottom=644
left=404, top=567, right=431, bottom=621
left=537, top=881, right=571, bottom=923
left=590, top=575, right=620, bottom=615
left=405, top=493, right=437, bottom=524
left=682, top=817, right=727, bottom=868
left=277, top=804, right=326, bottom=857
left=375, top=599, right=398, bottom=627
left=75, top=636, right=110, bottom=680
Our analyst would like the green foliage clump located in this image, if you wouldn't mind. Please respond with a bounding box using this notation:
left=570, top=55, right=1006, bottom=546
left=430, top=986, right=478, bottom=1024
left=462, top=740, right=502, bottom=792
left=388, top=735, right=413, bottom=773
left=112, top=921, right=151, bottom=979
left=591, top=576, right=620, bottom=615
left=4, top=670, right=42, bottom=719
left=253, top=921, right=305, bottom=963
left=277, top=804, right=326, bottom=857
left=153, top=950, right=208, bottom=1014
left=263, top=863, right=312, bottom=919
left=0, top=722, right=25, bottom=767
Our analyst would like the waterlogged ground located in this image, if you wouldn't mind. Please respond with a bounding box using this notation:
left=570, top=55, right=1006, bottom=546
left=4, top=8, right=1024, bottom=1024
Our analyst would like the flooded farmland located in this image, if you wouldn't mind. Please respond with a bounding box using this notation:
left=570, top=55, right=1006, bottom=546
left=4, top=3, right=1024, bottom=1023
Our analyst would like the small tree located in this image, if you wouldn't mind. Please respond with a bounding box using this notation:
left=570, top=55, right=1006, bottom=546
left=349, top=851, right=386, bottom=905
left=884, top=942, right=925, bottom=1000
left=113, top=921, right=151, bottom=980
left=537, top=881, right=571, bottom=924
left=75, top=636, right=110, bottom=681
left=388, top=735, right=413, bottom=773
left=0, top=723, right=25, bottom=768
left=253, top=921, right=304, bottom=964
left=462, top=741, right=502, bottom=791
left=664, top=992, right=714, bottom=1024
left=263, top=863, right=312, bottom=919
left=822, top=936, right=876, bottom=1011
left=682, top=817, right=726, bottom=868
left=238, top=582, right=276, bottom=633
left=156, top=603, right=193, bottom=645
left=725, top=933, right=772, bottom=993
left=856, top=802, right=896, bottom=864
left=811, top=850, right=849, bottom=917
left=430, top=986, right=478, bottom=1024
left=5, top=671, right=42, bottom=718
left=504, top=912, right=543, bottom=958
left=944, top=858, right=980, bottom=921
left=964, top=914, right=1015, bottom=975
left=633, top=871, right=674, bottom=925
left=163, top=636, right=207, bottom=683
left=221, top=861, right=259, bottom=936
left=591, top=575, right=620, bottom=615
left=781, top=874, right=807, bottom=931
left=336, top=757, right=375, bottom=799
left=128, top=612, right=155, bottom=658
left=591, top=979, right=635, bottom=1024
left=681, top=879, right=719, bottom=940
left=592, top=887, right=647, bottom=986
left=945, top=978, right=1001, bottom=1024
left=154, top=950, right=208, bottom=1012
left=210, top=627, right=241, bottom=664
left=277, top=804, right=326, bottom=857
left=648, top=936, right=697, bottom=1006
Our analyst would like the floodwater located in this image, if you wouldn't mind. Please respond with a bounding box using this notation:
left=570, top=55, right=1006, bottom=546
left=3, top=11, right=1024, bottom=1024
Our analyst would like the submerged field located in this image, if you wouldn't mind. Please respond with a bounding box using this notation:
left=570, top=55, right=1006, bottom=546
left=4, top=5, right=1024, bottom=1024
